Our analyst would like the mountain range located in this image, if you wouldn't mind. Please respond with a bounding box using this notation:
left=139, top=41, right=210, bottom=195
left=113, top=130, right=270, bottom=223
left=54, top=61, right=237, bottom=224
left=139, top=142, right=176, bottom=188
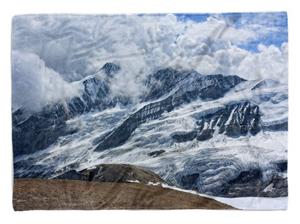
left=13, top=62, right=288, bottom=198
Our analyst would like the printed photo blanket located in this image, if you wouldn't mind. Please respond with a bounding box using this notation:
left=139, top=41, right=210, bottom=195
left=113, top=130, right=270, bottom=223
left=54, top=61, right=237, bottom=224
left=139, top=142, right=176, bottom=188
left=12, top=12, right=288, bottom=210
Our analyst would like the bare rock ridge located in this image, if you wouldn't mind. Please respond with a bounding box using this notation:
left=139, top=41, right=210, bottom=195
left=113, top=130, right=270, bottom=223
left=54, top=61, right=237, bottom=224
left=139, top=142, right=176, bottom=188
left=55, top=164, right=165, bottom=185
left=143, top=68, right=192, bottom=101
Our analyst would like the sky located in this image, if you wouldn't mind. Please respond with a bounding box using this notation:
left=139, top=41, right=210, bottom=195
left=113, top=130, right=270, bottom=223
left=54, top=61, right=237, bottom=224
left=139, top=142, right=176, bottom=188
left=178, top=12, right=288, bottom=51
left=11, top=12, right=288, bottom=111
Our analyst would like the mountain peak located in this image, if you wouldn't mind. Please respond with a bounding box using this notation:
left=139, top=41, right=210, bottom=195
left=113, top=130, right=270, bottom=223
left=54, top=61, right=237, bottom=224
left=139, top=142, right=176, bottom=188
left=101, top=62, right=121, bottom=76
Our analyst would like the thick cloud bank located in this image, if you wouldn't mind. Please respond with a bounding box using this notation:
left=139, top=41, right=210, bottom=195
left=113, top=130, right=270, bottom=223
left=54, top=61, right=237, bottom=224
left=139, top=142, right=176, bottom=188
left=12, top=51, right=81, bottom=111
left=12, top=13, right=288, bottom=110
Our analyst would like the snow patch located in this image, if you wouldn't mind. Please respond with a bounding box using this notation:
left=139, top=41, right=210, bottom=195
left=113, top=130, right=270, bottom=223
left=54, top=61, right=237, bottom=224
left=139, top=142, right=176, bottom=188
left=127, top=180, right=140, bottom=183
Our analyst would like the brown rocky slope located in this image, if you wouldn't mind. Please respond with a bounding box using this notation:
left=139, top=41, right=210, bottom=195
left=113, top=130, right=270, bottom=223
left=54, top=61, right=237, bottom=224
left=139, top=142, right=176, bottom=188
left=13, top=164, right=234, bottom=210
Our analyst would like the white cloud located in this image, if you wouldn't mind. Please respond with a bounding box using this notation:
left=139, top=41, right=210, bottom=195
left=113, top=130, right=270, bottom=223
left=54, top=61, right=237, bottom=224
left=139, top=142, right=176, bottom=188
left=234, top=43, right=288, bottom=82
left=12, top=14, right=288, bottom=108
left=12, top=51, right=81, bottom=111
left=12, top=14, right=264, bottom=79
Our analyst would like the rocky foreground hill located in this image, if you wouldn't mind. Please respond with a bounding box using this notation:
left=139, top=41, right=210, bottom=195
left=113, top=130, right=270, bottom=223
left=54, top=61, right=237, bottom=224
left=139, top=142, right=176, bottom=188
left=13, top=164, right=233, bottom=210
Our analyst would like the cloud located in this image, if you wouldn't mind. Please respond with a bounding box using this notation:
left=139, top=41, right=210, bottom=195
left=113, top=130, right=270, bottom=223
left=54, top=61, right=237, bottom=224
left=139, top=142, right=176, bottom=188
left=12, top=13, right=288, bottom=108
left=188, top=42, right=288, bottom=82
left=12, top=14, right=273, bottom=79
left=12, top=51, right=81, bottom=111
left=234, top=43, right=288, bottom=82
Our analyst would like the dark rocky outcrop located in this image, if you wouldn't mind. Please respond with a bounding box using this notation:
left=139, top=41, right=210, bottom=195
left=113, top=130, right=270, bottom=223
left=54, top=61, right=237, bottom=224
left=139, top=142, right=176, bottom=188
left=200, top=101, right=261, bottom=138
left=273, top=160, right=288, bottom=172
left=171, top=131, right=197, bottom=143
left=12, top=105, right=72, bottom=156
left=148, top=150, right=165, bottom=157
left=144, top=69, right=245, bottom=102
left=55, top=164, right=165, bottom=185
left=171, top=101, right=261, bottom=143
left=95, top=98, right=174, bottom=151
left=101, top=62, right=121, bottom=77
left=144, top=68, right=192, bottom=101
left=196, top=129, right=215, bottom=141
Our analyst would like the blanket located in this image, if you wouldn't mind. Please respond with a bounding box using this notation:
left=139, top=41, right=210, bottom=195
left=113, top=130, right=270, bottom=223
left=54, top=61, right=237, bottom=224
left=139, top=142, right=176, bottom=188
left=12, top=12, right=288, bottom=210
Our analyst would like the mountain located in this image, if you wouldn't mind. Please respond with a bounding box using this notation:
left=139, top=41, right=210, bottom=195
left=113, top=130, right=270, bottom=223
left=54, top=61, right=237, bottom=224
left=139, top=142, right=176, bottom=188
left=12, top=65, right=244, bottom=156
left=12, top=62, right=129, bottom=156
left=13, top=63, right=288, bottom=198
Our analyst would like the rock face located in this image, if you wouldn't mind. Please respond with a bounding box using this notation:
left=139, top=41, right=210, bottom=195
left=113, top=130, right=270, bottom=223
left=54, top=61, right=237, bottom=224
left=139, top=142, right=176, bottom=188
left=55, top=164, right=165, bottom=185
left=95, top=97, right=174, bottom=151
left=95, top=73, right=244, bottom=151
left=101, top=62, right=121, bottom=77
left=144, top=68, right=192, bottom=101
left=172, top=101, right=261, bottom=143
left=96, top=100, right=261, bottom=151
left=171, top=131, right=197, bottom=143
left=147, top=150, right=165, bottom=157
left=12, top=105, right=72, bottom=156
left=145, top=69, right=245, bottom=102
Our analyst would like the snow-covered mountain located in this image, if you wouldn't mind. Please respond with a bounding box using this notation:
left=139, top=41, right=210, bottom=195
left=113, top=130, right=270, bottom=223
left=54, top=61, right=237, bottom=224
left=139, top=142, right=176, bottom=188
left=12, top=62, right=130, bottom=156
left=13, top=63, right=288, bottom=198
